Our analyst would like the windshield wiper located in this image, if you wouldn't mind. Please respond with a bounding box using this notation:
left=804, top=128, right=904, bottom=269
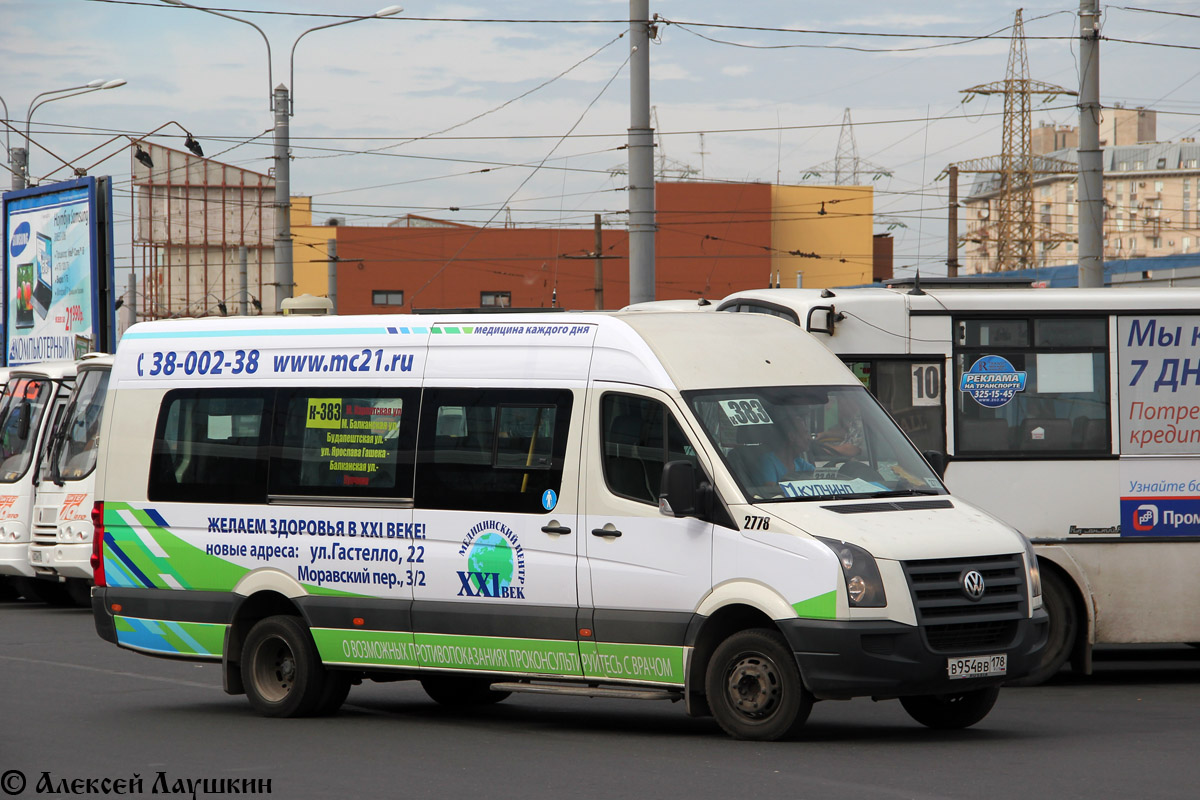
left=867, top=488, right=942, bottom=498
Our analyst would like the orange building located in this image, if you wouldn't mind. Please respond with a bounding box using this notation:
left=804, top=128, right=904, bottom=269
left=293, top=181, right=875, bottom=313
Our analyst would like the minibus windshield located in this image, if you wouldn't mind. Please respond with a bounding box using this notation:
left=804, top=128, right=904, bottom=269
left=0, top=377, right=52, bottom=483
left=53, top=368, right=111, bottom=482
left=684, top=385, right=947, bottom=502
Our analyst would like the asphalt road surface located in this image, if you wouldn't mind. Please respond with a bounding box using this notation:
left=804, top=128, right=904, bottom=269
left=1, top=598, right=1197, bottom=800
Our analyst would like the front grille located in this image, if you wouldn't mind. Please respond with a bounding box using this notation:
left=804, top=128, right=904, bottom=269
left=902, top=553, right=1027, bottom=654
left=32, top=528, right=58, bottom=545
left=925, top=620, right=1018, bottom=651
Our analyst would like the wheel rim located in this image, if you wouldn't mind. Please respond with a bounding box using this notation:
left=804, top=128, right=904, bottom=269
left=724, top=651, right=783, bottom=720
left=252, top=635, right=297, bottom=703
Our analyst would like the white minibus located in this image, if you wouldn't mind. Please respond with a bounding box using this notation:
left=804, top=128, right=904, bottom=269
left=720, top=285, right=1200, bottom=684
left=28, top=354, right=113, bottom=604
left=0, top=361, right=77, bottom=603
left=90, top=311, right=1045, bottom=739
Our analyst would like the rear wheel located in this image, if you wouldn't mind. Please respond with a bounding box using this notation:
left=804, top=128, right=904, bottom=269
left=705, top=628, right=812, bottom=741
left=421, top=675, right=511, bottom=706
left=0, top=577, right=19, bottom=601
left=241, top=615, right=329, bottom=717
left=1009, top=570, right=1077, bottom=686
left=65, top=579, right=92, bottom=607
left=900, top=685, right=1000, bottom=729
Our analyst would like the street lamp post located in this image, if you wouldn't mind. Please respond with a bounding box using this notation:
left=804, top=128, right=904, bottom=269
left=160, top=1, right=402, bottom=312
left=3, top=79, right=126, bottom=191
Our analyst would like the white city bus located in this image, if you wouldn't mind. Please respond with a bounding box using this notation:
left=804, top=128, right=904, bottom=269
left=29, top=354, right=113, bottom=605
left=719, top=286, right=1200, bottom=683
left=0, top=361, right=77, bottom=603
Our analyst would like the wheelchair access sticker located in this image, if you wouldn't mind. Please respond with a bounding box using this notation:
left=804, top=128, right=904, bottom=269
left=959, top=355, right=1027, bottom=408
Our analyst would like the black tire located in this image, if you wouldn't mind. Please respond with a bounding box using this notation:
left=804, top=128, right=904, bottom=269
left=0, top=577, right=19, bottom=601
left=1008, top=569, right=1077, bottom=686
left=900, top=685, right=1000, bottom=729
left=65, top=579, right=92, bottom=607
left=315, top=672, right=353, bottom=716
left=240, top=615, right=329, bottom=718
left=705, top=628, right=812, bottom=741
left=11, top=577, right=73, bottom=606
left=420, top=675, right=511, bottom=707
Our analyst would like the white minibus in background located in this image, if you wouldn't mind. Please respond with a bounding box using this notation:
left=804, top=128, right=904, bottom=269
left=0, top=360, right=77, bottom=604
left=28, top=354, right=113, bottom=605
left=720, top=285, right=1200, bottom=684
left=90, top=311, right=1044, bottom=740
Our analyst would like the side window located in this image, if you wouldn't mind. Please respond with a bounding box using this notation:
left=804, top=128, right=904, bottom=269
left=149, top=390, right=271, bottom=503
left=601, top=393, right=698, bottom=505
left=415, top=388, right=572, bottom=513
left=270, top=388, right=417, bottom=500
left=850, top=359, right=947, bottom=454
left=954, top=317, right=1109, bottom=456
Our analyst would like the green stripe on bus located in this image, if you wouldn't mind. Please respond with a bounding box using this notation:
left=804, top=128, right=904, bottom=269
left=791, top=590, right=837, bottom=619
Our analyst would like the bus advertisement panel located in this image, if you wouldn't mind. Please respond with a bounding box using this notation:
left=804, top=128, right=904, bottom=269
left=1117, top=315, right=1200, bottom=537
left=3, top=177, right=115, bottom=366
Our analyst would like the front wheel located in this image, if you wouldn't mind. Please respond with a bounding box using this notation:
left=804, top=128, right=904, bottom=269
left=705, top=628, right=812, bottom=741
left=241, top=615, right=330, bottom=717
left=900, top=685, right=1000, bottom=729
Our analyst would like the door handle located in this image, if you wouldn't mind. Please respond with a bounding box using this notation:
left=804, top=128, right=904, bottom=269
left=541, top=523, right=572, bottom=535
left=591, top=527, right=623, bottom=538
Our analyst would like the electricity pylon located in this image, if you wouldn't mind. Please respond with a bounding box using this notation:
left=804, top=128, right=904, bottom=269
left=958, top=8, right=1076, bottom=270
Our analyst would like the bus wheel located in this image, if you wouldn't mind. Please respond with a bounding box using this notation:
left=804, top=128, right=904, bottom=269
left=65, top=580, right=92, bottom=607
left=421, top=675, right=511, bottom=706
left=0, top=577, right=19, bottom=601
left=315, top=672, right=353, bottom=716
left=241, top=615, right=327, bottom=717
left=705, top=628, right=812, bottom=741
left=900, top=686, right=999, bottom=729
left=1009, top=570, right=1077, bottom=686
left=11, top=577, right=73, bottom=606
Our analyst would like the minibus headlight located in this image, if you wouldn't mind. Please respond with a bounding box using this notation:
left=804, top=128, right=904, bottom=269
left=816, top=537, right=886, bottom=608
left=1022, top=536, right=1042, bottom=598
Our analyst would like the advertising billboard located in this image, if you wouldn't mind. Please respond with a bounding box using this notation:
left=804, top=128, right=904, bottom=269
left=3, top=177, right=115, bottom=366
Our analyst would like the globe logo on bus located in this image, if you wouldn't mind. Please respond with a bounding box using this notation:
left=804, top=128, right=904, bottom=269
left=466, top=532, right=515, bottom=592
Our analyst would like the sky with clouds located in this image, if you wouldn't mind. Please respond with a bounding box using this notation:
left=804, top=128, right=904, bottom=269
left=3, top=0, right=1200, bottom=288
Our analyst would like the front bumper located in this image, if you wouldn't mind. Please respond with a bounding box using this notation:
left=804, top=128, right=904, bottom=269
left=29, top=541, right=93, bottom=580
left=780, top=608, right=1048, bottom=699
left=0, top=541, right=35, bottom=578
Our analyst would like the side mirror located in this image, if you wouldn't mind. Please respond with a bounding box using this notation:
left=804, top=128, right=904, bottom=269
left=922, top=449, right=947, bottom=480
left=659, top=460, right=698, bottom=518
left=16, top=402, right=32, bottom=442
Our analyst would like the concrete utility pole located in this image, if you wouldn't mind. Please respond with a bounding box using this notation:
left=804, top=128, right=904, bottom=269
left=327, top=237, right=338, bottom=314
left=594, top=214, right=604, bottom=309
left=627, top=0, right=655, bottom=304
left=238, top=246, right=249, bottom=315
left=274, top=84, right=294, bottom=311
left=947, top=165, right=960, bottom=277
left=1077, top=0, right=1104, bottom=288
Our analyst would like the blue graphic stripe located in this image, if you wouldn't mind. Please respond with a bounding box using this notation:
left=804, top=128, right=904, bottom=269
left=105, top=532, right=155, bottom=589
left=387, top=327, right=430, bottom=334
left=145, top=508, right=169, bottom=528
left=123, top=327, right=389, bottom=340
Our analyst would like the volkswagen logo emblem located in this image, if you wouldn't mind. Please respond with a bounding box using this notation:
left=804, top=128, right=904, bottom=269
left=960, top=569, right=986, bottom=601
